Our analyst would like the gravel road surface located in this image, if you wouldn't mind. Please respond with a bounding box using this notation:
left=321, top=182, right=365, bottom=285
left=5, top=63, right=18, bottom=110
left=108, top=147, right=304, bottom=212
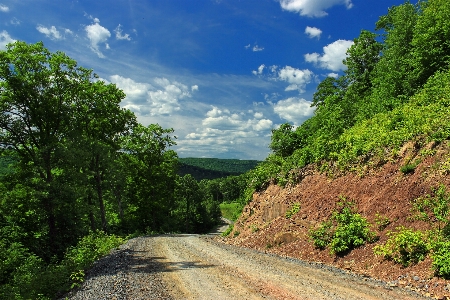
left=62, top=234, right=431, bottom=300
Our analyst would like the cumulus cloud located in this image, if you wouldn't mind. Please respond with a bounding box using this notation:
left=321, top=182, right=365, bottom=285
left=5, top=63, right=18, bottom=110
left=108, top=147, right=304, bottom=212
left=272, top=97, right=315, bottom=124
left=201, top=106, right=273, bottom=132
left=278, top=0, right=353, bottom=17
left=304, top=39, right=353, bottom=72
left=0, top=30, right=16, bottom=50
left=36, top=25, right=62, bottom=40
left=278, top=66, right=313, bottom=93
left=183, top=106, right=272, bottom=154
left=109, top=75, right=197, bottom=116
left=0, top=4, right=9, bottom=12
left=175, top=102, right=275, bottom=159
left=114, top=24, right=131, bottom=40
left=85, top=21, right=111, bottom=58
left=305, top=26, right=322, bottom=39
left=110, top=75, right=152, bottom=102
left=148, top=78, right=193, bottom=115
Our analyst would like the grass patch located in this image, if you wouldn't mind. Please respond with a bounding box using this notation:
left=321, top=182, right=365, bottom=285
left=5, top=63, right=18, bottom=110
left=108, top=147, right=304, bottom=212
left=220, top=202, right=244, bottom=221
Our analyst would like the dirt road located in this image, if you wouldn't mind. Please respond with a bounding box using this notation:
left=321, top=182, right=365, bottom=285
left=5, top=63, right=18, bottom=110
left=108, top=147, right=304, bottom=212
left=149, top=234, right=429, bottom=300
left=65, top=234, right=431, bottom=299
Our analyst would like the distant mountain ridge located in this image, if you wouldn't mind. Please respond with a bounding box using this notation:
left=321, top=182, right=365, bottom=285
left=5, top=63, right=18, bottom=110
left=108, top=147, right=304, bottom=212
left=178, top=157, right=260, bottom=181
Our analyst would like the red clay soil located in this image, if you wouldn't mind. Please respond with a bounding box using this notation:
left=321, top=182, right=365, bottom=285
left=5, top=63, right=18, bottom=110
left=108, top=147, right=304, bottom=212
left=221, top=140, right=450, bottom=299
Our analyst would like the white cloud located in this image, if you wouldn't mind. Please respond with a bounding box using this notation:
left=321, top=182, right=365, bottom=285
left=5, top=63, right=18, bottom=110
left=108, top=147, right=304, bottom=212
left=244, top=44, right=250, bottom=49
left=109, top=75, right=195, bottom=116
left=278, top=0, right=353, bottom=17
left=0, top=4, right=9, bottom=12
left=201, top=106, right=272, bottom=132
left=327, top=72, right=339, bottom=78
left=114, top=24, right=131, bottom=41
left=148, top=77, right=192, bottom=115
left=110, top=75, right=152, bottom=101
left=182, top=106, right=273, bottom=157
left=0, top=30, right=16, bottom=50
left=191, top=85, right=199, bottom=92
left=253, top=44, right=264, bottom=52
left=85, top=22, right=111, bottom=58
left=36, top=25, right=62, bottom=40
left=254, top=112, right=263, bottom=119
left=305, top=26, right=322, bottom=39
left=252, top=64, right=266, bottom=76
left=304, top=39, right=353, bottom=71
left=277, top=66, right=313, bottom=93
left=272, top=97, right=315, bottom=124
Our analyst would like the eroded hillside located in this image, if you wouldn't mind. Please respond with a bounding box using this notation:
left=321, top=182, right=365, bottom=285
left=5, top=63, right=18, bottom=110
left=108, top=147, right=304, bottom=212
left=221, top=140, right=450, bottom=299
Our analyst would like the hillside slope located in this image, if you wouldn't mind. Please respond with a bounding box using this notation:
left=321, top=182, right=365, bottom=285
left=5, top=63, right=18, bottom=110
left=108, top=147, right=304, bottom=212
left=222, top=140, right=450, bottom=299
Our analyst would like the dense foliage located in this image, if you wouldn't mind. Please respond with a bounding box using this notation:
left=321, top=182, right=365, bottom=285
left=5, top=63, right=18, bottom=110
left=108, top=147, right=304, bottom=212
left=244, top=0, right=450, bottom=192
left=0, top=41, right=222, bottom=299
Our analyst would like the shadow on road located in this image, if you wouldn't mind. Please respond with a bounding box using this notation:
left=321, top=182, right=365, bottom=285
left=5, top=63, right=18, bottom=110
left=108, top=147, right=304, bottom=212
left=127, top=250, right=215, bottom=274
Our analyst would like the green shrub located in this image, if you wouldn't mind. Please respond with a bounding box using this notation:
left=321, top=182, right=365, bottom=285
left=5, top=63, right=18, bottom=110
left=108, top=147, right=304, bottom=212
left=400, top=163, right=417, bottom=174
left=329, top=201, right=376, bottom=254
left=309, top=199, right=376, bottom=254
left=431, top=240, right=450, bottom=278
left=373, top=227, right=431, bottom=266
left=309, top=220, right=333, bottom=249
left=412, top=184, right=450, bottom=233
left=0, top=231, right=125, bottom=300
left=285, top=203, right=301, bottom=219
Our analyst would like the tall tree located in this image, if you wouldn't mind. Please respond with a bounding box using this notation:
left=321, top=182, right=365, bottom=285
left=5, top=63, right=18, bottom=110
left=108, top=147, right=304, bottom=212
left=0, top=42, right=96, bottom=255
left=343, top=30, right=382, bottom=121
left=371, top=2, right=419, bottom=111
left=121, top=123, right=178, bottom=232
left=412, top=0, right=450, bottom=87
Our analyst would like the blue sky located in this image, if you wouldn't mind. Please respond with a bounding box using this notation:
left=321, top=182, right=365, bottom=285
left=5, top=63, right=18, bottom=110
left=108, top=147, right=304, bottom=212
left=0, top=0, right=406, bottom=160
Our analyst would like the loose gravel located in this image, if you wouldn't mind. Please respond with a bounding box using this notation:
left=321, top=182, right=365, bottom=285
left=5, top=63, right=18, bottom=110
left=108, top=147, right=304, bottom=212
left=62, top=234, right=432, bottom=300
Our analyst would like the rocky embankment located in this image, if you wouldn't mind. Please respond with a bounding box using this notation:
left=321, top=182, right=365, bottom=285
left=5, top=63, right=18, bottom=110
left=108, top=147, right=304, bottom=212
left=223, top=141, right=450, bottom=299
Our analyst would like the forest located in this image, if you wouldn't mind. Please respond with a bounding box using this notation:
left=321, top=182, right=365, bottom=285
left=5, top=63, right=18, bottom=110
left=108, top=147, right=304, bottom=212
left=2, top=0, right=450, bottom=298
left=178, top=158, right=260, bottom=180
left=0, top=42, right=228, bottom=299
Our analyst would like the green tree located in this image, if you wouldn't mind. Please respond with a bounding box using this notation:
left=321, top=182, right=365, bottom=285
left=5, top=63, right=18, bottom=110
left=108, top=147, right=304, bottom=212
left=371, top=2, right=419, bottom=110
left=343, top=30, right=382, bottom=121
left=412, top=0, right=450, bottom=87
left=0, top=41, right=99, bottom=256
left=121, top=123, right=178, bottom=233
left=269, top=123, right=300, bottom=157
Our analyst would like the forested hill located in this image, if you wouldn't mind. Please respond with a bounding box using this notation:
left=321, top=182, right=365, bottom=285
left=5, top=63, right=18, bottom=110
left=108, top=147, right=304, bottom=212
left=178, top=158, right=260, bottom=181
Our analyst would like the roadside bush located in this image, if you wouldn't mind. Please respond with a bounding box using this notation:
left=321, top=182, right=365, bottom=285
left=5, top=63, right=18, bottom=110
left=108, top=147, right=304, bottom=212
left=431, top=240, right=450, bottom=278
left=373, top=226, right=431, bottom=267
left=309, top=221, right=333, bottom=249
left=329, top=201, right=376, bottom=254
left=309, top=199, right=376, bottom=254
left=0, top=231, right=125, bottom=300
